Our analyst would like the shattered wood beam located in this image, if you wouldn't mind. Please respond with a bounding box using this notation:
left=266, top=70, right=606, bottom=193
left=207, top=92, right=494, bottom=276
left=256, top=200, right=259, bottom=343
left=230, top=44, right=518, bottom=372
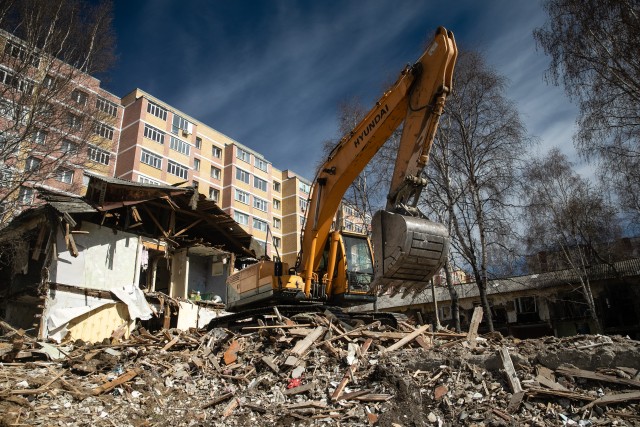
left=556, top=366, right=640, bottom=388
left=174, top=218, right=204, bottom=237
left=91, top=368, right=142, bottom=395
left=332, top=338, right=373, bottom=401
left=31, top=224, right=47, bottom=261
left=382, top=324, right=430, bottom=353
left=467, top=306, right=483, bottom=348
left=290, top=326, right=326, bottom=356
left=141, top=204, right=169, bottom=238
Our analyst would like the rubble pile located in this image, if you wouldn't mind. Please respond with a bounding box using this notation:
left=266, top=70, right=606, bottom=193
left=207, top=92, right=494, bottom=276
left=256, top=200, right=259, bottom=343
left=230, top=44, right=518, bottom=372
left=1, top=312, right=640, bottom=426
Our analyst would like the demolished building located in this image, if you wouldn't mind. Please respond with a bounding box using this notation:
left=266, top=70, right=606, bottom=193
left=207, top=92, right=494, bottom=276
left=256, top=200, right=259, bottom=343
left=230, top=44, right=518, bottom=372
left=0, top=175, right=255, bottom=343
left=357, top=259, right=640, bottom=339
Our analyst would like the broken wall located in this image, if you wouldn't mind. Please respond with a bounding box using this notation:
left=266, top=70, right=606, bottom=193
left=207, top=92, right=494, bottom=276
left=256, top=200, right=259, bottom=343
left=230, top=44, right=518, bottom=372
left=50, top=221, right=140, bottom=290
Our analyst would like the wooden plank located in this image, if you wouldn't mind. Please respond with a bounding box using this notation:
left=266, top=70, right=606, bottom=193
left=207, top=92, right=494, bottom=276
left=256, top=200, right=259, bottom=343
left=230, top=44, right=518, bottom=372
left=91, top=368, right=142, bottom=395
left=291, top=326, right=325, bottom=356
left=331, top=338, right=373, bottom=401
left=556, top=366, right=640, bottom=388
left=261, top=355, right=280, bottom=373
left=316, top=322, right=380, bottom=347
left=498, top=346, right=522, bottom=394
left=31, top=224, right=47, bottom=261
left=383, top=324, right=430, bottom=353
left=201, top=392, right=234, bottom=409
left=283, top=382, right=315, bottom=395
left=242, top=324, right=312, bottom=331
left=525, top=387, right=594, bottom=401
left=467, top=306, right=483, bottom=348
left=582, top=391, right=640, bottom=409
left=161, top=336, right=180, bottom=351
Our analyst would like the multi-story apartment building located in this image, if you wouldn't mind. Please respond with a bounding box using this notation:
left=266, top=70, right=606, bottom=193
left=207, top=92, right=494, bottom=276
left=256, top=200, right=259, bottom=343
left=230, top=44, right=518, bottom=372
left=0, top=30, right=121, bottom=215
left=116, top=88, right=311, bottom=262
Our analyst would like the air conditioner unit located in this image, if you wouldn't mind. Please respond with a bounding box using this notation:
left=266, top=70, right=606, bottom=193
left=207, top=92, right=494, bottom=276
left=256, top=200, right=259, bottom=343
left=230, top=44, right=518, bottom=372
left=183, top=122, right=193, bottom=135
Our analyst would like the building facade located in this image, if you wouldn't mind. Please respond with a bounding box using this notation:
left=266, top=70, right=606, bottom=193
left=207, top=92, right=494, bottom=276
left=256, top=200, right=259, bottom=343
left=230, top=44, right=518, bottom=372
left=116, top=89, right=314, bottom=264
left=0, top=30, right=121, bottom=217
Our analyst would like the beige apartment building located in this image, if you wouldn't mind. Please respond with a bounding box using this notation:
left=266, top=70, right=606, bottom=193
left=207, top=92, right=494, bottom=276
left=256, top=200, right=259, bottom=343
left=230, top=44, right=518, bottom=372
left=0, top=30, right=121, bottom=215
left=116, top=88, right=312, bottom=264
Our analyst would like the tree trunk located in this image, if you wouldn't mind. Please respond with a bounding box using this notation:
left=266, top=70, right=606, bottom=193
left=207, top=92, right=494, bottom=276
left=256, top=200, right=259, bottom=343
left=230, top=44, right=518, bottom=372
left=443, top=258, right=461, bottom=332
left=472, top=267, right=494, bottom=333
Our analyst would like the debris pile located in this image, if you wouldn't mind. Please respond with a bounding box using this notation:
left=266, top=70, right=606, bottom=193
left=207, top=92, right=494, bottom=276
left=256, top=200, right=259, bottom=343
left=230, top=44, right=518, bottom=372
left=1, top=310, right=640, bottom=426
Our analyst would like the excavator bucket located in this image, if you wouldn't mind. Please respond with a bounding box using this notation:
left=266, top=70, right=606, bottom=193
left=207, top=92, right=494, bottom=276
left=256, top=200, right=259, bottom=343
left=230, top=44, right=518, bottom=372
left=370, top=210, right=449, bottom=296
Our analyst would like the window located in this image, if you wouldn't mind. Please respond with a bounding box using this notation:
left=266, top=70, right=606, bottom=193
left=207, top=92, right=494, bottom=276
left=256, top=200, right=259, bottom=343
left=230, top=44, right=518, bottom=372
left=273, top=181, right=281, bottom=192
left=88, top=146, right=110, bottom=165
left=56, top=168, right=74, bottom=184
left=170, top=136, right=191, bottom=156
left=97, top=97, right=118, bottom=117
left=5, top=40, right=39, bottom=67
left=42, top=75, right=57, bottom=89
left=144, top=124, right=165, bottom=144
left=167, top=160, right=188, bottom=179
left=61, top=139, right=78, bottom=154
left=138, top=176, right=161, bottom=185
left=234, top=211, right=249, bottom=225
left=273, top=218, right=281, bottom=229
left=299, top=182, right=311, bottom=194
left=210, top=166, right=221, bottom=180
left=140, top=149, right=162, bottom=169
left=273, top=237, right=281, bottom=248
left=0, top=167, right=13, bottom=187
left=235, top=189, right=250, bottom=204
left=193, top=158, right=200, bottom=171
left=253, top=218, right=267, bottom=232
left=209, top=187, right=220, bottom=202
left=300, top=215, right=306, bottom=228
left=254, top=157, right=268, bottom=172
left=192, top=180, right=199, bottom=188
left=67, top=113, right=83, bottom=131
left=345, top=220, right=354, bottom=231
left=94, top=122, right=114, bottom=140
left=172, top=113, right=190, bottom=135
left=516, top=297, right=537, bottom=314
left=0, top=66, right=33, bottom=94
left=254, top=197, right=268, bottom=212
left=71, top=89, right=88, bottom=106
left=32, top=130, right=46, bottom=145
left=235, top=168, right=250, bottom=184
left=25, top=156, right=41, bottom=171
left=147, top=101, right=167, bottom=120
left=195, top=137, right=202, bottom=149
left=18, top=186, right=33, bottom=204
left=212, top=146, right=222, bottom=158
left=299, top=197, right=308, bottom=212
left=253, top=176, right=267, bottom=192
left=273, top=199, right=281, bottom=210
left=236, top=147, right=250, bottom=162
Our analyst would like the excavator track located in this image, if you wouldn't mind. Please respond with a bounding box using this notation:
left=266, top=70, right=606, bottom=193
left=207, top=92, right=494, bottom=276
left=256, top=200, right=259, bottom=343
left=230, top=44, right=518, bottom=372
left=206, top=305, right=405, bottom=330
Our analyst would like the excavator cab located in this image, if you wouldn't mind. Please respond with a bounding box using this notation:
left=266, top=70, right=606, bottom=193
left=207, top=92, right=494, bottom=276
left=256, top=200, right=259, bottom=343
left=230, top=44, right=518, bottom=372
left=342, top=233, right=374, bottom=293
left=370, top=210, right=449, bottom=295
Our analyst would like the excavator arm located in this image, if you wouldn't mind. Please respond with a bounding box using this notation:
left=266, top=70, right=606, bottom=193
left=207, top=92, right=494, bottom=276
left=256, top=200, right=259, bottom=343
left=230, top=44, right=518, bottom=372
left=300, top=27, right=457, bottom=297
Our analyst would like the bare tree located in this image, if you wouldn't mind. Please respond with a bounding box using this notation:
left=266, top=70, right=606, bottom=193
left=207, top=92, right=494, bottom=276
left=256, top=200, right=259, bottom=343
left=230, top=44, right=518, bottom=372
left=534, top=0, right=640, bottom=220
left=0, top=0, right=116, bottom=224
left=521, top=148, right=621, bottom=334
left=428, top=51, right=530, bottom=332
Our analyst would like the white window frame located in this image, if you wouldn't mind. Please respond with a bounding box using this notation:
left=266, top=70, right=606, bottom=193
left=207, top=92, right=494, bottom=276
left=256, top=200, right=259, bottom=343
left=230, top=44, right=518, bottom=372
left=147, top=101, right=167, bottom=120
left=234, top=211, right=249, bottom=225
left=299, top=182, right=311, bottom=194
left=254, top=176, right=268, bottom=192
left=71, top=89, right=88, bottom=106
left=254, top=157, right=268, bottom=172
left=235, top=167, right=250, bottom=184
left=235, top=188, right=250, bottom=204
left=88, top=146, right=110, bottom=165
left=273, top=199, right=281, bottom=210
left=138, top=176, right=161, bottom=185
left=236, top=147, right=250, bottom=162
left=212, top=146, right=222, bottom=158
left=61, top=139, right=78, bottom=154
left=97, top=97, right=118, bottom=117
left=25, top=156, right=41, bottom=171
left=140, top=149, right=162, bottom=169
left=94, top=122, right=114, bottom=140
left=32, top=129, right=47, bottom=145
left=253, top=217, right=267, bottom=232
left=56, top=168, right=74, bottom=184
left=167, top=160, right=189, bottom=179
left=210, top=166, right=221, bottom=180
left=209, top=187, right=220, bottom=202
left=170, top=136, right=191, bottom=156
left=273, top=217, right=281, bottom=229
left=253, top=197, right=268, bottom=212
left=273, top=181, right=281, bottom=192
left=144, top=124, right=165, bottom=144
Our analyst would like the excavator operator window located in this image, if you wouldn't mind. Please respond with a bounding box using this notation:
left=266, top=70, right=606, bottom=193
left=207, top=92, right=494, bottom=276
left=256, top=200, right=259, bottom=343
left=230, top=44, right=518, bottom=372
left=343, top=235, right=374, bottom=292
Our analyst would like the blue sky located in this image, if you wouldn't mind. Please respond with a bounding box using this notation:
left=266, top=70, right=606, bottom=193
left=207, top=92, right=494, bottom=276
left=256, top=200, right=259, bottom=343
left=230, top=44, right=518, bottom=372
left=105, top=0, right=582, bottom=180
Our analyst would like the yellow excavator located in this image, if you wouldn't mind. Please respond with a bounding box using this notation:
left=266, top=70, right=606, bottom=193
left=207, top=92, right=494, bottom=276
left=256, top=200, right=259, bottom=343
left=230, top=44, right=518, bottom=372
left=223, top=27, right=457, bottom=318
